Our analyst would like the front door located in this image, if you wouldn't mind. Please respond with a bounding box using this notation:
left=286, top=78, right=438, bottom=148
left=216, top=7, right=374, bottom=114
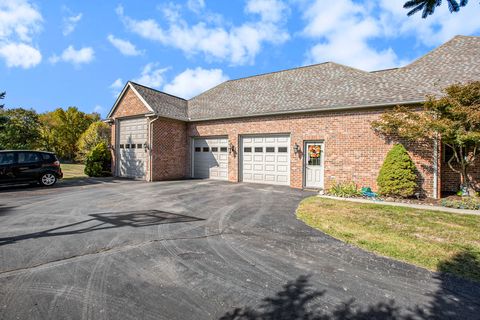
left=304, top=141, right=324, bottom=189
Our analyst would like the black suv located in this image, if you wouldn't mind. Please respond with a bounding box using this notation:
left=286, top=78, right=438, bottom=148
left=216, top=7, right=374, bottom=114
left=0, top=150, right=63, bottom=187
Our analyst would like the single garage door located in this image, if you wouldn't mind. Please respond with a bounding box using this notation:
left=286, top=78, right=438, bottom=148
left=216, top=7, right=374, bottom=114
left=117, top=117, right=148, bottom=179
left=193, top=137, right=228, bottom=180
left=241, top=135, right=290, bottom=185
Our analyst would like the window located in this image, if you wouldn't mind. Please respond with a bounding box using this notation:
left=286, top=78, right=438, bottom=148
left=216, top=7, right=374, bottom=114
left=41, top=153, right=54, bottom=161
left=220, top=147, right=228, bottom=152
left=137, top=144, right=143, bottom=149
left=131, top=144, right=136, bottom=149
left=203, top=147, right=210, bottom=152
left=211, top=147, right=218, bottom=152
left=125, top=144, right=130, bottom=149
left=254, top=147, right=263, bottom=153
left=195, top=147, right=201, bottom=152
left=244, top=147, right=252, bottom=153
left=0, top=152, right=15, bottom=165
left=266, top=147, right=275, bottom=153
left=278, top=147, right=288, bottom=153
left=18, top=152, right=40, bottom=164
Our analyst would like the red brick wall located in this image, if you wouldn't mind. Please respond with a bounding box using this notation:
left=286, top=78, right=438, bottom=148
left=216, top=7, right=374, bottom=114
left=188, top=108, right=438, bottom=197
left=150, top=117, right=188, bottom=181
left=441, top=154, right=480, bottom=193
left=110, top=86, right=151, bottom=177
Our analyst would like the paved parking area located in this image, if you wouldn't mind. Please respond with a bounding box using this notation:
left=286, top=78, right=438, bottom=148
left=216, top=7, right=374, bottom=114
left=0, top=179, right=479, bottom=319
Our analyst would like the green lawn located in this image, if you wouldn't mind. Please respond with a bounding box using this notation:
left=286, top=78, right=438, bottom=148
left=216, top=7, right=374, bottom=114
left=60, top=163, right=87, bottom=179
left=296, top=197, right=480, bottom=282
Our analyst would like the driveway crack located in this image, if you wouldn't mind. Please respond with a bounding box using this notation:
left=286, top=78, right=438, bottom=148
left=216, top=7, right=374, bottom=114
left=0, top=231, right=229, bottom=278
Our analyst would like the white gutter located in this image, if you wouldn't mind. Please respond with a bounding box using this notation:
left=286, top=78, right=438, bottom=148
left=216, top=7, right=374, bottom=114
left=433, top=135, right=439, bottom=199
left=187, top=99, right=426, bottom=122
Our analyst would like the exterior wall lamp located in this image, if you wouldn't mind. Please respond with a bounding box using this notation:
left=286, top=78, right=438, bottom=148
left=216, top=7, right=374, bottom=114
left=228, top=142, right=236, bottom=155
left=293, top=142, right=300, bottom=154
left=143, top=142, right=149, bottom=151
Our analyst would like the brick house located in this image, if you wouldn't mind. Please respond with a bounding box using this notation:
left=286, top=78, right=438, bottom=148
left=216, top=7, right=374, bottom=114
left=105, top=35, right=480, bottom=198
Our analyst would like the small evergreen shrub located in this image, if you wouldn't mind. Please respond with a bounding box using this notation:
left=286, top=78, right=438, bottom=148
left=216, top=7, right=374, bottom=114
left=377, top=144, right=418, bottom=198
left=84, top=142, right=112, bottom=177
left=328, top=181, right=362, bottom=197
left=441, top=198, right=480, bottom=210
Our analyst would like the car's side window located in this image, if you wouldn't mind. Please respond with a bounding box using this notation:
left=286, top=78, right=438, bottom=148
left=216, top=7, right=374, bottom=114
left=18, top=152, right=41, bottom=164
left=0, top=153, right=15, bottom=165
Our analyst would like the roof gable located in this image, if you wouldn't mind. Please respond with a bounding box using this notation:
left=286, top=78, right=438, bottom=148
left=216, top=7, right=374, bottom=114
left=108, top=85, right=152, bottom=118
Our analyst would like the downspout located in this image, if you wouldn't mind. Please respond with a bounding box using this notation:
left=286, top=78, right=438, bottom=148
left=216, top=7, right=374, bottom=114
left=148, top=115, right=160, bottom=182
left=433, top=135, right=439, bottom=199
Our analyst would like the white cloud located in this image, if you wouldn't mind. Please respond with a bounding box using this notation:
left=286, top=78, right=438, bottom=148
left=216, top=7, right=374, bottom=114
left=378, top=0, right=480, bottom=47
left=0, top=0, right=43, bottom=68
left=0, top=42, right=41, bottom=68
left=301, top=0, right=480, bottom=71
left=187, top=0, right=205, bottom=14
left=163, top=67, right=229, bottom=99
left=110, top=78, right=124, bottom=97
left=62, top=12, right=82, bottom=36
left=50, top=45, right=94, bottom=66
left=133, top=63, right=169, bottom=88
left=302, top=0, right=399, bottom=71
left=116, top=0, right=289, bottom=65
left=107, top=34, right=143, bottom=56
left=93, top=105, right=104, bottom=115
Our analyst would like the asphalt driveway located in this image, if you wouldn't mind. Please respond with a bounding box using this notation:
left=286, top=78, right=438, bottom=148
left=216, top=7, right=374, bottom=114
left=0, top=179, right=479, bottom=319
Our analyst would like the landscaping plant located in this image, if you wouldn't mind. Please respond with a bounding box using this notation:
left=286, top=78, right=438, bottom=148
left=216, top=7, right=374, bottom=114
left=328, top=181, right=362, bottom=197
left=377, top=144, right=418, bottom=198
left=84, top=142, right=111, bottom=177
left=372, top=81, right=480, bottom=197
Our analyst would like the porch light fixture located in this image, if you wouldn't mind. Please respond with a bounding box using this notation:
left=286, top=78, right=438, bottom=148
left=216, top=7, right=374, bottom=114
left=293, top=143, right=300, bottom=154
left=228, top=143, right=235, bottom=154
left=143, top=142, right=149, bottom=151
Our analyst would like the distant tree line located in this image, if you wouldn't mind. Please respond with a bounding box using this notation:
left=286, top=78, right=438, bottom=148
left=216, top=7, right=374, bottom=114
left=0, top=92, right=110, bottom=162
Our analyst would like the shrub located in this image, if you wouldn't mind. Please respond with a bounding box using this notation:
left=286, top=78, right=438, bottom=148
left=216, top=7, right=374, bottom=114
left=77, top=121, right=111, bottom=161
left=441, top=198, right=480, bottom=210
left=377, top=144, right=418, bottom=198
left=328, top=181, right=362, bottom=197
left=84, top=142, right=112, bottom=177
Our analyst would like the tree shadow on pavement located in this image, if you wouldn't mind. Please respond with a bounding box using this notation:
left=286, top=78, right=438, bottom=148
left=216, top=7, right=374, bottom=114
left=0, top=209, right=204, bottom=246
left=220, top=251, right=480, bottom=320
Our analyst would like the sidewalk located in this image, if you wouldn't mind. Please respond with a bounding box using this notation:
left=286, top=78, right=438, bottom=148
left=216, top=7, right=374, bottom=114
left=318, top=195, right=480, bottom=216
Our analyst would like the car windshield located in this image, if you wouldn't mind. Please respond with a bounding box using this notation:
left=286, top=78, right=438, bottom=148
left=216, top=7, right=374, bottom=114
left=0, top=153, right=15, bottom=165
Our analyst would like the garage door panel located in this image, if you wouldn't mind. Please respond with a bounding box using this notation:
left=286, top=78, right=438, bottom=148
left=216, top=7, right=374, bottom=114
left=241, top=135, right=290, bottom=186
left=193, top=138, right=228, bottom=181
left=117, top=118, right=147, bottom=180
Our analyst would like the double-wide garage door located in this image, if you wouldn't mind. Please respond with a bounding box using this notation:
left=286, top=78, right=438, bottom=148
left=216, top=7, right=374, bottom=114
left=193, top=138, right=228, bottom=180
left=117, top=117, right=147, bottom=179
left=241, top=135, right=290, bottom=186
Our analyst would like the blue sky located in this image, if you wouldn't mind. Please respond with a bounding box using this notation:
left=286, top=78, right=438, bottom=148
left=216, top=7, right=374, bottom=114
left=1, top=0, right=480, bottom=118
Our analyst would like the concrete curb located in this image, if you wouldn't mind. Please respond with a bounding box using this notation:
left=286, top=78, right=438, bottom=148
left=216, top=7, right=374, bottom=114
left=318, top=195, right=480, bottom=216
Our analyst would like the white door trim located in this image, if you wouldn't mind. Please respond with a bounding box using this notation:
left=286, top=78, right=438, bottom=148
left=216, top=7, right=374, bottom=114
left=303, top=140, right=325, bottom=189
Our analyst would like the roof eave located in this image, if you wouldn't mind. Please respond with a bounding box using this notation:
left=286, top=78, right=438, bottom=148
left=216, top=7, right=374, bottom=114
left=188, top=99, right=426, bottom=122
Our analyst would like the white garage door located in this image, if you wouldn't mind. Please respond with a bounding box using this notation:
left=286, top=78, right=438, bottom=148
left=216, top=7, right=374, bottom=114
left=241, top=135, right=290, bottom=185
left=193, top=137, right=228, bottom=180
left=117, top=117, right=148, bottom=179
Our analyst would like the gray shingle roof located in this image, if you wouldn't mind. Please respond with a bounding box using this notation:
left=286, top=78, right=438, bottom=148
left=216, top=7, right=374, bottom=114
left=373, top=35, right=480, bottom=96
left=124, top=35, right=480, bottom=122
left=130, top=82, right=188, bottom=121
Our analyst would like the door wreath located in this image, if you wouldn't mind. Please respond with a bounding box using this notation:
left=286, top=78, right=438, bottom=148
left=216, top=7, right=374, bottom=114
left=308, top=145, right=321, bottom=158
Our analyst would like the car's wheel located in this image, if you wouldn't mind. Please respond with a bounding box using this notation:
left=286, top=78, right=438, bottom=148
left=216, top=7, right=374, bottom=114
left=40, top=173, right=57, bottom=186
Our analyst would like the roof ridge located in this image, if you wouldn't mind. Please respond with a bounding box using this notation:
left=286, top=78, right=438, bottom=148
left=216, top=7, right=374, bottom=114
left=129, top=81, right=187, bottom=101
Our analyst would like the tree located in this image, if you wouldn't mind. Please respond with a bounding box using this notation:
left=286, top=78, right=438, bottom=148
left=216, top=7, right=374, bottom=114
left=404, top=0, right=472, bottom=18
left=84, top=142, right=112, bottom=177
left=0, top=108, right=41, bottom=150
left=0, top=91, right=5, bottom=109
left=38, top=107, right=99, bottom=160
left=377, top=144, right=418, bottom=198
left=77, top=121, right=111, bottom=161
left=372, top=81, right=480, bottom=196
